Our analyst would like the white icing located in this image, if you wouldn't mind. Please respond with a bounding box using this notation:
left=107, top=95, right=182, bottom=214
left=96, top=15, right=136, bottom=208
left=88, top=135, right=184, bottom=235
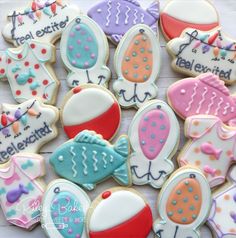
left=162, top=0, right=218, bottom=24
left=62, top=88, right=114, bottom=126
left=89, top=190, right=145, bottom=232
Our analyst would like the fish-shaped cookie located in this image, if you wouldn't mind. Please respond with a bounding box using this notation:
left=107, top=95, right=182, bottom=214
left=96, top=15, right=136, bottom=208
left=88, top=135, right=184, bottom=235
left=50, top=130, right=131, bottom=190
left=87, top=0, right=159, bottom=44
left=168, top=73, right=236, bottom=126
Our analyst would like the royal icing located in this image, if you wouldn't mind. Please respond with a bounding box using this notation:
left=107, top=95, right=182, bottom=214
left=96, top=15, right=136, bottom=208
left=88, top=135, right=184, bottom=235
left=0, top=41, right=60, bottom=104
left=113, top=24, right=161, bottom=108
left=0, top=99, right=58, bottom=163
left=41, top=179, right=91, bottom=238
left=2, top=0, right=80, bottom=46
left=167, top=28, right=236, bottom=84
left=129, top=100, right=179, bottom=188
left=208, top=165, right=236, bottom=238
left=160, top=0, right=219, bottom=40
left=61, top=85, right=121, bottom=141
left=87, top=0, right=159, bottom=44
left=178, top=115, right=236, bottom=188
left=60, top=16, right=111, bottom=88
left=50, top=130, right=131, bottom=191
left=0, top=153, right=45, bottom=229
left=87, top=187, right=153, bottom=238
left=153, top=166, right=211, bottom=238
left=167, top=73, right=236, bottom=126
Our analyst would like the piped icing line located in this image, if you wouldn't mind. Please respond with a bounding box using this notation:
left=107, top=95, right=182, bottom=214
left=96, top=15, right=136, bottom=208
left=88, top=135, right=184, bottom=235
left=186, top=83, right=198, bottom=112
left=223, top=103, right=230, bottom=115
left=196, top=87, right=208, bottom=114
left=125, top=6, right=131, bottom=25
left=141, top=13, right=145, bottom=23
left=206, top=92, right=216, bottom=114
left=215, top=97, right=224, bottom=115
left=92, top=151, right=98, bottom=172
left=106, top=0, right=112, bottom=27
left=82, top=146, right=88, bottom=175
left=110, top=155, right=114, bottom=163
left=70, top=146, right=77, bottom=178
left=102, top=152, right=107, bottom=169
left=116, top=2, right=121, bottom=25
left=133, top=9, right=138, bottom=24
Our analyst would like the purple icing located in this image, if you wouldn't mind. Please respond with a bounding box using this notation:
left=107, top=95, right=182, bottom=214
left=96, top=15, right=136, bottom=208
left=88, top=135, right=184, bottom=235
left=87, top=0, right=159, bottom=43
left=6, top=184, right=29, bottom=203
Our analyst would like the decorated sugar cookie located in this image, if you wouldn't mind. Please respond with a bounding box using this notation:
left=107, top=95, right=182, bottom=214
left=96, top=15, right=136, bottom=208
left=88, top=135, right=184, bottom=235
left=60, top=16, right=111, bottom=88
left=160, top=0, right=219, bottom=40
left=0, top=99, right=58, bottom=164
left=41, top=179, right=91, bottom=238
left=178, top=115, right=236, bottom=188
left=87, top=0, right=159, bottom=44
left=208, top=165, right=236, bottom=238
left=153, top=166, right=211, bottom=238
left=50, top=130, right=131, bottom=191
left=2, top=0, right=80, bottom=46
left=0, top=41, right=60, bottom=104
left=113, top=24, right=161, bottom=108
left=0, top=153, right=45, bottom=229
left=167, top=73, right=236, bottom=126
left=129, top=100, right=179, bottom=188
left=61, top=85, right=121, bottom=141
left=167, top=28, right=236, bottom=84
left=87, top=187, right=153, bottom=238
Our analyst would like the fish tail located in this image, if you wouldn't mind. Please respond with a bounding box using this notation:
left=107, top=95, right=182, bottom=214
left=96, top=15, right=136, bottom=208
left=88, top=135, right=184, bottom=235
left=29, top=68, right=36, bottom=78
left=215, top=149, right=222, bottom=160
left=19, top=184, right=29, bottom=194
left=114, top=136, right=129, bottom=157
left=147, top=1, right=160, bottom=20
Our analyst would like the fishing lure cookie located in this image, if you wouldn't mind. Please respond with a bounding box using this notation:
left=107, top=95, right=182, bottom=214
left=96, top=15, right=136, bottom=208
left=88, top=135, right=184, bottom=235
left=87, top=0, right=160, bottom=44
left=87, top=187, right=153, bottom=238
left=167, top=28, right=236, bottom=84
left=167, top=73, right=236, bottom=126
left=60, top=15, right=111, bottom=88
left=41, top=179, right=91, bottom=238
left=0, top=99, right=58, bottom=164
left=50, top=130, right=131, bottom=191
left=208, top=165, right=236, bottom=238
left=113, top=24, right=161, bottom=108
left=61, top=85, right=121, bottom=141
left=153, top=166, right=211, bottom=238
left=2, top=0, right=80, bottom=46
left=129, top=100, right=179, bottom=188
left=0, top=40, right=60, bottom=104
left=178, top=115, right=236, bottom=188
left=0, top=153, right=45, bottom=229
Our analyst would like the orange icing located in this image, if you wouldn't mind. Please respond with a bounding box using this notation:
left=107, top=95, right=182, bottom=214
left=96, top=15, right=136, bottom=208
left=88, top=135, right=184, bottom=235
left=122, top=34, right=153, bottom=83
left=166, top=177, right=202, bottom=225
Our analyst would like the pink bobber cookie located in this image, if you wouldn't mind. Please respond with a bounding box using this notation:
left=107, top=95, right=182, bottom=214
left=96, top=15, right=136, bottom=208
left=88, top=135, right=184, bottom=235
left=61, top=85, right=121, bottom=141
left=167, top=73, right=236, bottom=126
left=208, top=165, right=236, bottom=238
left=87, top=187, right=153, bottom=238
left=160, top=0, right=219, bottom=41
left=178, top=115, right=236, bottom=188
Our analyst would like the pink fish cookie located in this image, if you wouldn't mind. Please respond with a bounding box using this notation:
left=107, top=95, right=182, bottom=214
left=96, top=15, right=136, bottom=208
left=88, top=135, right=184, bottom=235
left=0, top=153, right=46, bottom=230
left=167, top=73, right=236, bottom=126
left=129, top=100, right=180, bottom=188
left=178, top=115, right=236, bottom=188
left=153, top=166, right=211, bottom=238
left=208, top=165, right=236, bottom=238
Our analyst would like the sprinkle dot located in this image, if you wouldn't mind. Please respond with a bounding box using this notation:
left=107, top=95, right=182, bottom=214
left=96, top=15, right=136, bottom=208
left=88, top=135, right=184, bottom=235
left=145, top=65, right=150, bottom=70
left=182, top=217, right=187, bottom=223
left=194, top=195, right=199, bottom=201
left=133, top=73, right=138, bottom=78
left=91, top=53, right=96, bottom=59
left=188, top=187, right=193, bottom=192
left=124, top=70, right=129, bottom=75
left=132, top=52, right=137, bottom=57
left=168, top=212, right=173, bottom=217
left=140, top=48, right=145, bottom=53
left=185, top=180, right=189, bottom=185
left=134, top=40, right=139, bottom=45
left=84, top=46, right=90, bottom=51
left=77, top=39, right=81, bottom=45
left=192, top=214, right=197, bottom=219
left=178, top=208, right=183, bottom=214
left=183, top=197, right=188, bottom=203
left=160, top=139, right=165, bottom=143
left=189, top=205, right=195, bottom=211
left=125, top=56, right=130, bottom=62
left=176, top=190, right=182, bottom=195
left=180, top=89, right=186, bottom=95
left=151, top=134, right=156, bottom=139
left=76, top=25, right=81, bottom=31
left=143, top=75, right=148, bottom=81
left=76, top=53, right=81, bottom=58
left=134, top=64, right=139, bottom=69
left=160, top=125, right=166, bottom=130
left=151, top=122, right=157, bottom=127
left=141, top=140, right=146, bottom=145
left=172, top=200, right=177, bottom=205
left=143, top=57, right=148, bottom=62
left=142, top=36, right=147, bottom=41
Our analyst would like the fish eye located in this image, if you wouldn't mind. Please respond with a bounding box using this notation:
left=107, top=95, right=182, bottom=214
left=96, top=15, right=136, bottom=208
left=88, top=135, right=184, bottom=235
left=54, top=187, right=60, bottom=194
left=58, top=155, right=64, bottom=162
left=97, top=8, right=102, bottom=13
left=157, top=105, right=161, bottom=109
left=189, top=174, right=196, bottom=179
left=139, top=29, right=145, bottom=34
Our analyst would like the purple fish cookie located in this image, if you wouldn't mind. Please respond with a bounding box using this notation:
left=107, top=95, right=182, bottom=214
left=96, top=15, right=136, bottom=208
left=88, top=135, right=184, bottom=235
left=87, top=0, right=160, bottom=44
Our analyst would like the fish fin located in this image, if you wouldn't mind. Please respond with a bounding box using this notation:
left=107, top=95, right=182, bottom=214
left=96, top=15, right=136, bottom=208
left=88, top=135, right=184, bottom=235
left=113, top=163, right=131, bottom=186
left=82, top=183, right=95, bottom=191
left=114, top=136, right=129, bottom=157
left=147, top=1, right=160, bottom=20
left=111, top=34, right=123, bottom=44
left=199, top=73, right=230, bottom=96
left=150, top=23, right=158, bottom=34
left=228, top=118, right=236, bottom=127
left=19, top=184, right=29, bottom=194
left=123, top=0, right=140, bottom=7
left=74, top=131, right=106, bottom=146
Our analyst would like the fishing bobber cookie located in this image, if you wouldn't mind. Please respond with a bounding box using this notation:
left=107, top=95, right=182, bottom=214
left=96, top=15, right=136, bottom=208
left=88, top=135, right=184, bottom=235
left=178, top=115, right=236, bottom=188
left=129, top=100, right=180, bottom=188
left=2, top=0, right=80, bottom=46
left=50, top=130, right=131, bottom=191
left=153, top=166, right=211, bottom=238
left=87, top=0, right=160, bottom=44
left=60, top=15, right=111, bottom=88
left=61, top=84, right=121, bottom=140
left=87, top=187, right=153, bottom=238
left=160, top=0, right=219, bottom=40
left=41, top=179, right=91, bottom=238
left=113, top=24, right=161, bottom=109
left=208, top=166, right=236, bottom=238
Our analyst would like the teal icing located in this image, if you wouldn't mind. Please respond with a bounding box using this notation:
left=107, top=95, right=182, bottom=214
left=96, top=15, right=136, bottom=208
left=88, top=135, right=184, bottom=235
left=66, top=23, right=98, bottom=69
left=51, top=191, right=84, bottom=238
left=16, top=68, right=35, bottom=85
left=50, top=131, right=130, bottom=190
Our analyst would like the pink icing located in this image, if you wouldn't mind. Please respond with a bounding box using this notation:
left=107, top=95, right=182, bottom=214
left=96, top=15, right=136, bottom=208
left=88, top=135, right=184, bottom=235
left=138, top=109, right=170, bottom=160
left=4, top=173, right=20, bottom=186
